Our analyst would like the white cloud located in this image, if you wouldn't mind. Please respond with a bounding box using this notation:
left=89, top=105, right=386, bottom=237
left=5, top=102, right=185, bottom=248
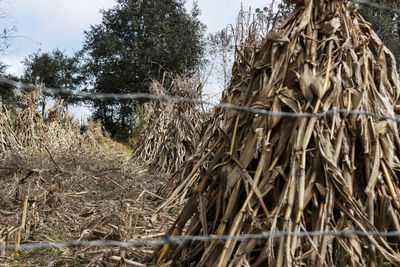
left=7, top=0, right=116, bottom=50
left=189, top=1, right=272, bottom=98
left=0, top=0, right=275, bottom=120
left=1, top=0, right=272, bottom=82
left=1, top=0, right=117, bottom=75
left=188, top=0, right=272, bottom=33
left=2, top=55, right=24, bottom=76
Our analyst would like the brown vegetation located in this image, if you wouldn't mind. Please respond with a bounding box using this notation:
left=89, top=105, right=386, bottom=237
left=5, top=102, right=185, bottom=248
left=2, top=0, right=400, bottom=266
left=153, top=0, right=400, bottom=266
left=132, top=74, right=203, bottom=174
left=0, top=90, right=102, bottom=157
left=0, top=90, right=175, bottom=266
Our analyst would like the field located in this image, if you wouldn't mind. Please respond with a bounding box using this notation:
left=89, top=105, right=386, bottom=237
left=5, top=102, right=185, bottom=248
left=0, top=91, right=183, bottom=266
left=0, top=140, right=179, bottom=266
left=2, top=0, right=400, bottom=266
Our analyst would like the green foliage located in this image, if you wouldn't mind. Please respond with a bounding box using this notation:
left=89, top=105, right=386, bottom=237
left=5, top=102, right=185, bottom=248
left=0, top=65, right=22, bottom=112
left=0, top=61, right=6, bottom=74
left=81, top=0, right=206, bottom=139
left=131, top=104, right=147, bottom=139
left=22, top=48, right=83, bottom=104
left=358, top=0, right=400, bottom=68
left=173, top=260, right=197, bottom=267
left=201, top=109, right=213, bottom=122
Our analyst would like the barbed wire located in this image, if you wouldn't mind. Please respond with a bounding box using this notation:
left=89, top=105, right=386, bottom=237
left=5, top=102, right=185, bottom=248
left=0, top=0, right=399, bottom=258
left=353, top=0, right=400, bottom=15
left=1, top=77, right=400, bottom=123
left=1, top=230, right=400, bottom=251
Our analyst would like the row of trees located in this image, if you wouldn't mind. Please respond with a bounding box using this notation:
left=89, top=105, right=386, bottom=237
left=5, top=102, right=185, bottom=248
left=1, top=0, right=399, bottom=140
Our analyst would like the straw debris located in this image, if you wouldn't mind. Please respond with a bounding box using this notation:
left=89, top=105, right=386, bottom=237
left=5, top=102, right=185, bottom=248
left=153, top=1, right=400, bottom=266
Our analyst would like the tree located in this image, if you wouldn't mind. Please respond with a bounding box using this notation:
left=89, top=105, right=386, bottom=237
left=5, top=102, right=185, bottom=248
left=0, top=63, right=24, bottom=111
left=0, top=62, right=6, bottom=74
left=0, top=1, right=22, bottom=111
left=358, top=0, right=400, bottom=67
left=207, top=30, right=234, bottom=90
left=0, top=64, right=18, bottom=111
left=255, top=0, right=294, bottom=28
left=81, top=0, right=205, bottom=139
left=22, top=49, right=83, bottom=105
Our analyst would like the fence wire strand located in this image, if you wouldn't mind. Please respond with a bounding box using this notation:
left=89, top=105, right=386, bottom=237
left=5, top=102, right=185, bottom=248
left=1, top=0, right=400, bottom=254
left=353, top=0, right=400, bottom=14
left=1, top=230, right=400, bottom=251
left=1, top=77, right=400, bottom=123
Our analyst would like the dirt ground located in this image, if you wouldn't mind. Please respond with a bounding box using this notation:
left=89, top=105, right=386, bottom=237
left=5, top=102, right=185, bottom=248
left=0, top=144, right=176, bottom=266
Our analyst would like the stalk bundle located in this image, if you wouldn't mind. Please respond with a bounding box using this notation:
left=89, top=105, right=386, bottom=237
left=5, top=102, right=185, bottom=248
left=0, top=89, right=104, bottom=157
left=132, top=74, right=203, bottom=174
left=153, top=0, right=400, bottom=266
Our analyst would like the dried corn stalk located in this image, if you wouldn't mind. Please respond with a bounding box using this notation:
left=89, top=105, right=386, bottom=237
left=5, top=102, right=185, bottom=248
left=0, top=89, right=104, bottom=157
left=153, top=1, right=400, bottom=266
left=132, top=74, right=203, bottom=174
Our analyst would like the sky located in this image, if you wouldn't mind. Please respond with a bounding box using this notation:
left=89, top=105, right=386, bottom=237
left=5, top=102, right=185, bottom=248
left=1, top=0, right=270, bottom=75
left=0, top=0, right=271, bottom=120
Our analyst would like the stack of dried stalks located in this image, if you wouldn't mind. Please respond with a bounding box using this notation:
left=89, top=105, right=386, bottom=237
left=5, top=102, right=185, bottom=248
left=132, top=74, right=203, bottom=173
left=0, top=89, right=104, bottom=158
left=1, top=89, right=163, bottom=266
left=153, top=0, right=400, bottom=266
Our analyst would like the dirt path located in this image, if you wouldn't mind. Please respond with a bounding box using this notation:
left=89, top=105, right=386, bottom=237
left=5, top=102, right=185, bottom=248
left=0, top=148, right=173, bottom=266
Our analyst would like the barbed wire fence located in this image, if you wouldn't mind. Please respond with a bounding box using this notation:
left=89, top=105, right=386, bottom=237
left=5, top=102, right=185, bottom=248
left=0, top=0, right=400, bottom=257
left=1, top=77, right=400, bottom=123
left=1, top=230, right=400, bottom=251
left=2, top=81, right=400, bottom=253
left=353, top=0, right=400, bottom=14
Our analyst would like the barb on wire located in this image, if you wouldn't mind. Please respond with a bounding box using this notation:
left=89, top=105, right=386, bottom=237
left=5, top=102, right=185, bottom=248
left=0, top=77, right=399, bottom=123
left=1, top=230, right=400, bottom=251
left=353, top=0, right=400, bottom=15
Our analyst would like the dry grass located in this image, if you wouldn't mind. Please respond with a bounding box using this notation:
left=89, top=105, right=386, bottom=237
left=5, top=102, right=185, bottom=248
left=153, top=1, right=400, bottom=266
